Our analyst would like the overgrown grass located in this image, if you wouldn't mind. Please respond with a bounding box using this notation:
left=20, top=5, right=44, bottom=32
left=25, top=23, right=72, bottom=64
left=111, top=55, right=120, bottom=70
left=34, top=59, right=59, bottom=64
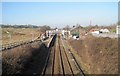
left=2, top=41, right=49, bottom=74
left=69, top=36, right=118, bottom=74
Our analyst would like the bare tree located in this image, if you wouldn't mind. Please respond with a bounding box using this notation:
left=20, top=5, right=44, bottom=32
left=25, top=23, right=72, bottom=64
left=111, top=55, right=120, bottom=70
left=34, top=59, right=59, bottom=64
left=63, top=25, right=70, bottom=30
left=40, top=25, right=51, bottom=32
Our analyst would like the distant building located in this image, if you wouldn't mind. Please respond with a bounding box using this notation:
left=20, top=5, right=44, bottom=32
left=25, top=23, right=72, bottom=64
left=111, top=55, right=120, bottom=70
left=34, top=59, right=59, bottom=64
left=46, top=30, right=57, bottom=37
left=56, top=28, right=58, bottom=31
left=89, top=28, right=110, bottom=34
left=99, top=29, right=110, bottom=33
left=89, top=28, right=100, bottom=34
left=62, top=30, right=71, bottom=38
left=116, top=26, right=120, bottom=34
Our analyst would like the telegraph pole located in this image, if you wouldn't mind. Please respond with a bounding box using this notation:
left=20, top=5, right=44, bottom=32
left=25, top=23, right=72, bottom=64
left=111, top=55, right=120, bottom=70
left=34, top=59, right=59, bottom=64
left=77, top=24, right=80, bottom=38
left=90, top=20, right=92, bottom=26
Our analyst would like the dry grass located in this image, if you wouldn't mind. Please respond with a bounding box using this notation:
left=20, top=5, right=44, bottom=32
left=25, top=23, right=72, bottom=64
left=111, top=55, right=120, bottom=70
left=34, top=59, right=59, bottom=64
left=68, top=36, right=118, bottom=74
left=1, top=28, right=42, bottom=45
left=2, top=41, right=49, bottom=74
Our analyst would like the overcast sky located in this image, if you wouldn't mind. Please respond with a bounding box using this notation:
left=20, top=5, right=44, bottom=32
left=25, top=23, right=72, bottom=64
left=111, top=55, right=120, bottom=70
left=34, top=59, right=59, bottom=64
left=2, top=2, right=118, bottom=28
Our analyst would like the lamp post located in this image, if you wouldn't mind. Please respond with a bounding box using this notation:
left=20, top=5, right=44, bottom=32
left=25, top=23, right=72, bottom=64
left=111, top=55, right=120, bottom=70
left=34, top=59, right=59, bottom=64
left=67, top=25, right=68, bottom=39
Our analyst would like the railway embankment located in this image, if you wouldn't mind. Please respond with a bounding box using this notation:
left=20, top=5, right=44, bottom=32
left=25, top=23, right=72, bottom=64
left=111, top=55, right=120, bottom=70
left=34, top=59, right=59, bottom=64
left=68, top=36, right=118, bottom=74
left=2, top=39, right=49, bottom=74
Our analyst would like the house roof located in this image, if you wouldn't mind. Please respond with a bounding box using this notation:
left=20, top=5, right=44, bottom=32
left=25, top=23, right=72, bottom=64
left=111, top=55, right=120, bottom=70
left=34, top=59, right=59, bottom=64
left=89, top=28, right=100, bottom=32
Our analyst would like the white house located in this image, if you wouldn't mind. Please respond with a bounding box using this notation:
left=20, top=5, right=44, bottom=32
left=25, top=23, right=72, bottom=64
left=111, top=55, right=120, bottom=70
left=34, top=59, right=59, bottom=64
left=91, top=31, right=99, bottom=34
left=89, top=28, right=100, bottom=34
left=99, top=29, right=110, bottom=33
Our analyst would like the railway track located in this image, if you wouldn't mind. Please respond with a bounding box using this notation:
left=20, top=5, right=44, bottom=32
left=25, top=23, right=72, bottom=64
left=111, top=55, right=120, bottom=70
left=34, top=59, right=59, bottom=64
left=42, top=34, right=85, bottom=76
left=41, top=34, right=57, bottom=76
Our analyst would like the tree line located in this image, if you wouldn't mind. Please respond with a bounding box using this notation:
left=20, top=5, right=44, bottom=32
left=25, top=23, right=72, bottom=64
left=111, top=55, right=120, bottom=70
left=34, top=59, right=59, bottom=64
left=0, top=24, right=40, bottom=28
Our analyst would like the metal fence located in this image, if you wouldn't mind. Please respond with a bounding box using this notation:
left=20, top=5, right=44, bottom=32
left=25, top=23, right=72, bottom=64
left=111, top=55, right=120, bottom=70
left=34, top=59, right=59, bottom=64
left=0, top=39, right=42, bottom=51
left=0, top=34, right=50, bottom=51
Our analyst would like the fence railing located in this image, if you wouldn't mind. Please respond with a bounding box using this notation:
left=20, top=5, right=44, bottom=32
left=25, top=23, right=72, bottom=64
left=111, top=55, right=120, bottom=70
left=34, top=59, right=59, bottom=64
left=0, top=38, right=42, bottom=51
left=0, top=34, right=49, bottom=51
left=0, top=33, right=55, bottom=51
